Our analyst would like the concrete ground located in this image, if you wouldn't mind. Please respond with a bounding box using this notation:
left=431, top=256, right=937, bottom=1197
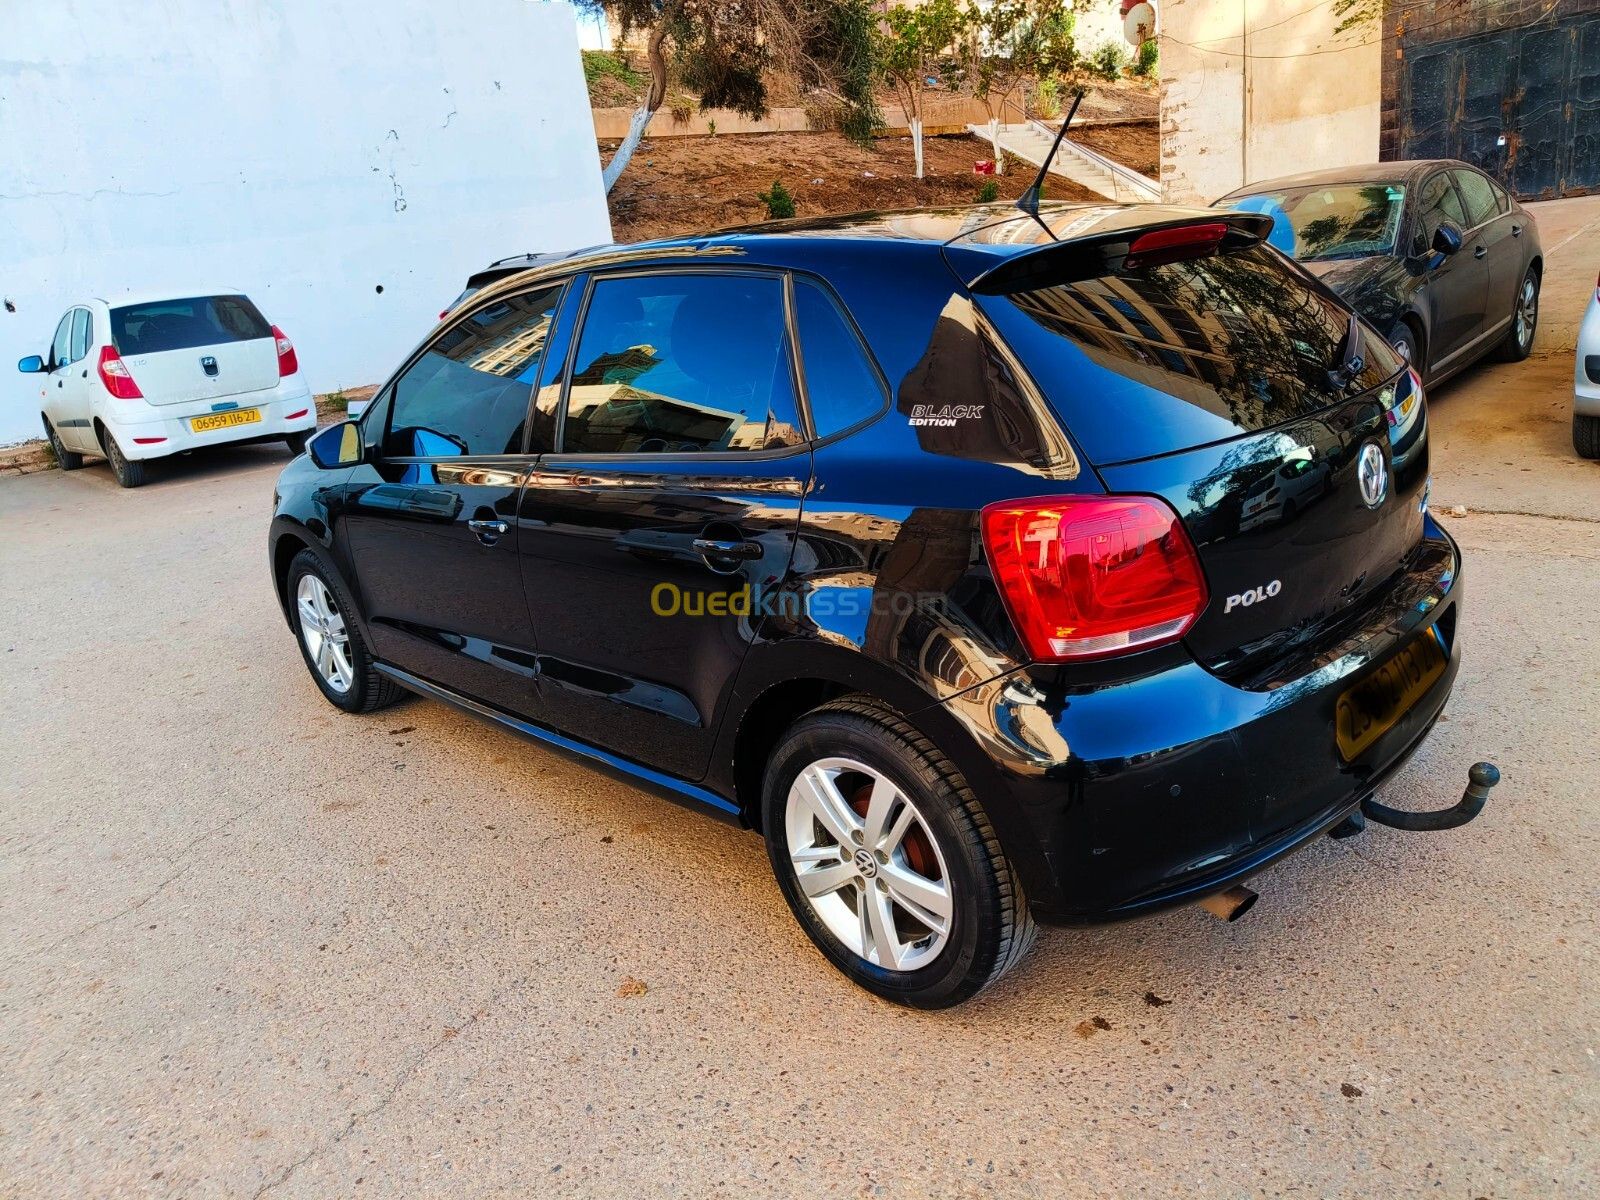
left=3, top=200, right=1598, bottom=1199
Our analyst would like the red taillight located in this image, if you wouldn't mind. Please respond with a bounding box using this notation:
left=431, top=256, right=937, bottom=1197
left=1126, top=222, right=1228, bottom=269
left=272, top=325, right=299, bottom=376
left=981, top=495, right=1209, bottom=661
left=97, top=345, right=143, bottom=399
left=439, top=309, right=452, bottom=322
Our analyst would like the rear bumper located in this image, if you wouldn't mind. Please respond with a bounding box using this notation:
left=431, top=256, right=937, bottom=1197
left=106, top=377, right=316, bottom=460
left=939, top=516, right=1464, bottom=925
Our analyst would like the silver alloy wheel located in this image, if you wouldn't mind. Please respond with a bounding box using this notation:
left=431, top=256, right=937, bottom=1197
left=785, top=757, right=954, bottom=971
left=1516, top=275, right=1537, bottom=349
left=1392, top=334, right=1412, bottom=363
left=296, top=574, right=355, bottom=694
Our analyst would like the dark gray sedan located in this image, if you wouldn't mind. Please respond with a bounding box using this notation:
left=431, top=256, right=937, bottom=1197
left=1216, top=160, right=1543, bottom=386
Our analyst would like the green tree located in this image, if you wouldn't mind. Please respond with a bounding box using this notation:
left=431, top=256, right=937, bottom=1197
left=957, top=0, right=1080, bottom=175
left=877, top=0, right=966, bottom=179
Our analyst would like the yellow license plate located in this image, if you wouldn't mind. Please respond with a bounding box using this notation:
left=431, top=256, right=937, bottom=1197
left=1336, top=630, right=1447, bottom=760
left=190, top=408, right=261, bottom=433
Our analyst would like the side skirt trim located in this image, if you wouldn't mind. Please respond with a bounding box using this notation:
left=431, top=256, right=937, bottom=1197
left=372, top=662, right=743, bottom=823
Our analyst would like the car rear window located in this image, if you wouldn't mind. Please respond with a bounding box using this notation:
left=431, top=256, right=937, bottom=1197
left=977, top=245, right=1403, bottom=465
left=111, top=295, right=271, bottom=355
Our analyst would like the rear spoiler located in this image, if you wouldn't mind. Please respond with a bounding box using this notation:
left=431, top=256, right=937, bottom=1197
left=956, top=212, right=1276, bottom=296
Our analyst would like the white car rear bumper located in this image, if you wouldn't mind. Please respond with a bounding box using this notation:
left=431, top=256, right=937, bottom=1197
left=105, top=377, right=317, bottom=460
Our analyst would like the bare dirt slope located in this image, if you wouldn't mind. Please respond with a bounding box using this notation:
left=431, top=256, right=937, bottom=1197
left=1071, top=119, right=1159, bottom=178
left=604, top=131, right=1100, bottom=242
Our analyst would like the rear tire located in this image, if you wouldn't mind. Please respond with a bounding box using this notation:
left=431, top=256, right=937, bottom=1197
left=287, top=549, right=403, bottom=713
left=1495, top=267, right=1539, bottom=362
left=102, top=429, right=146, bottom=488
left=43, top=416, right=83, bottom=471
left=762, top=695, right=1036, bottom=1008
left=284, top=430, right=312, bottom=457
left=1575, top=413, right=1600, bottom=461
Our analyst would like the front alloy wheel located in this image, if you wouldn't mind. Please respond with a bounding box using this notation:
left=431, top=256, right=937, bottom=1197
left=1497, top=268, right=1539, bottom=361
left=286, top=549, right=402, bottom=713
left=763, top=697, right=1036, bottom=1008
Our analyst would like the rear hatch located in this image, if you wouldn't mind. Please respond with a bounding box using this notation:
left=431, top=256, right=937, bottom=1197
left=960, top=210, right=1424, bottom=682
left=110, top=294, right=280, bottom=406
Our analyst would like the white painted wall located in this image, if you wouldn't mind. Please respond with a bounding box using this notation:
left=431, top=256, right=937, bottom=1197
left=0, top=0, right=611, bottom=445
left=1160, top=0, right=1381, bottom=205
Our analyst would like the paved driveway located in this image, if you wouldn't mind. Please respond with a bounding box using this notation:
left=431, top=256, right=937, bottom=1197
left=3, top=201, right=1598, bottom=1198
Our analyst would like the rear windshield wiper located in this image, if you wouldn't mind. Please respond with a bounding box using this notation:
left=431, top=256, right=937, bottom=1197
left=1327, top=311, right=1366, bottom=389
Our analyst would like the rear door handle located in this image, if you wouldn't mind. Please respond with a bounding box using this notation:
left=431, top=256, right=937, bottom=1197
left=1511, top=224, right=1523, bottom=237
left=1473, top=246, right=1487, bottom=259
left=468, top=518, right=510, bottom=545
left=692, top=537, right=763, bottom=561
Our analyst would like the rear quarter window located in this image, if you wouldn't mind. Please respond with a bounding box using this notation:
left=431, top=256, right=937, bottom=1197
left=111, top=295, right=271, bottom=355
left=978, top=246, right=1401, bottom=465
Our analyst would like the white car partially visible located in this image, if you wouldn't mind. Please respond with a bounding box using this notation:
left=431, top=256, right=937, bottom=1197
left=1577, top=265, right=1600, bottom=460
left=19, top=290, right=316, bottom=487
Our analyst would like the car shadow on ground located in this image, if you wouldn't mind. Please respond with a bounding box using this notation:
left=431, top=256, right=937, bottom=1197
left=65, top=439, right=299, bottom=489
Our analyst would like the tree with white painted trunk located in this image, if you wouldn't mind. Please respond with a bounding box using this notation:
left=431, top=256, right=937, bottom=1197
left=958, top=0, right=1082, bottom=176
left=877, top=0, right=965, bottom=181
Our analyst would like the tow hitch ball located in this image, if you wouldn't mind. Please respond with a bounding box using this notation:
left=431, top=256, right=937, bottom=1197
left=1331, top=761, right=1501, bottom=838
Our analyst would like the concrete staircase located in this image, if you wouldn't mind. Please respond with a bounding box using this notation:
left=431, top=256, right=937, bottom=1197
left=971, top=121, right=1161, bottom=204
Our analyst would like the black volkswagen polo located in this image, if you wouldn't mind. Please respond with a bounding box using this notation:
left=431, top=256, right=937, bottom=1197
left=269, top=204, right=1476, bottom=1007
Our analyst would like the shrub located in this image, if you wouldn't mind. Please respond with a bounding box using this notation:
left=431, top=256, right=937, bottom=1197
left=976, top=179, right=1000, bottom=203
left=581, top=50, right=643, bottom=90
left=758, top=179, right=796, bottom=219
left=1134, top=38, right=1159, bottom=77
left=1090, top=41, right=1130, bottom=80
left=1035, top=78, right=1060, bottom=119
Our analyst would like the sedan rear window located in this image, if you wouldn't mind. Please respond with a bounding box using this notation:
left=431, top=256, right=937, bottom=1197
left=980, top=245, right=1403, bottom=465
left=1222, top=184, right=1406, bottom=261
left=111, top=295, right=271, bottom=355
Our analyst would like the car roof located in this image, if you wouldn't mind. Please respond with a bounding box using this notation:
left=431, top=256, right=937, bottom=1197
left=471, top=201, right=1245, bottom=297
left=92, top=288, right=252, bottom=308
left=1214, top=159, right=1477, bottom=200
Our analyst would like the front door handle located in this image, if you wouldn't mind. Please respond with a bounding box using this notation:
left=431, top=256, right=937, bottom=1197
left=468, top=518, right=510, bottom=545
left=1473, top=245, right=1487, bottom=259
left=692, top=537, right=763, bottom=561
left=1511, top=224, right=1523, bottom=237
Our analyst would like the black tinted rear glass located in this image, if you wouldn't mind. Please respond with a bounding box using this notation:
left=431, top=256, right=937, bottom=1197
left=980, top=246, right=1402, bottom=465
left=111, top=295, right=271, bottom=355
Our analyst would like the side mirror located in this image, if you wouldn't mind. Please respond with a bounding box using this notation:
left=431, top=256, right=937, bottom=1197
left=17, top=355, right=45, bottom=373
left=308, top=421, right=364, bottom=469
left=1431, top=221, right=1463, bottom=257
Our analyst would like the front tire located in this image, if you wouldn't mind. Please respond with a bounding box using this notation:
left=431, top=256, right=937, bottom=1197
left=1496, top=267, right=1539, bottom=361
left=1575, top=413, right=1600, bottom=460
left=762, top=696, right=1036, bottom=1008
left=102, top=429, right=146, bottom=488
left=287, top=549, right=403, bottom=713
left=43, top=416, right=84, bottom=470
left=1387, top=320, right=1423, bottom=376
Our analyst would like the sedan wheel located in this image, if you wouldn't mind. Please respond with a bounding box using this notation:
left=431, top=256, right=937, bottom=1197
left=786, top=757, right=954, bottom=972
left=763, top=697, right=1036, bottom=1008
left=1497, top=269, right=1539, bottom=361
left=296, top=573, right=355, bottom=694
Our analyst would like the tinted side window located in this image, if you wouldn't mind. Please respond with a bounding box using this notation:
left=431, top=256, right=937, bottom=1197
left=1452, top=170, right=1499, bottom=228
left=562, top=274, right=801, bottom=454
left=1487, top=176, right=1511, bottom=214
left=70, top=309, right=92, bottom=362
left=1415, top=173, right=1467, bottom=250
left=384, top=286, right=561, bottom=458
left=794, top=279, right=886, bottom=438
left=51, top=314, right=73, bottom=368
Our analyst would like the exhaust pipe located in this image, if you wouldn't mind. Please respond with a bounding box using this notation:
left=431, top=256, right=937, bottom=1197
left=1198, top=885, right=1259, bottom=922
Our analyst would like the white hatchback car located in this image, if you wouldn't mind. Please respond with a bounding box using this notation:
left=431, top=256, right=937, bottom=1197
left=1577, top=265, right=1600, bottom=459
left=19, top=290, right=316, bottom=487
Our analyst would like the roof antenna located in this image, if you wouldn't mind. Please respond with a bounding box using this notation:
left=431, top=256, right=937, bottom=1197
left=1015, top=88, right=1086, bottom=219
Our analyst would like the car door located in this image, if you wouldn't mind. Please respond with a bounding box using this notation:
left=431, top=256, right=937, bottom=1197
left=1410, top=170, right=1488, bottom=373
left=516, top=268, right=812, bottom=781
left=42, top=311, right=87, bottom=451
left=1452, top=167, right=1519, bottom=341
left=334, top=282, right=565, bottom=716
left=55, top=308, right=98, bottom=451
